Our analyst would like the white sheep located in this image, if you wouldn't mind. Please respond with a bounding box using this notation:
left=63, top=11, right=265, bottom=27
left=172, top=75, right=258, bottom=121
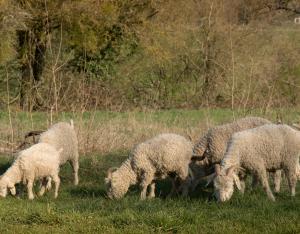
left=0, top=143, right=61, bottom=200
left=39, top=120, right=79, bottom=185
left=192, top=117, right=272, bottom=163
left=105, top=133, right=193, bottom=200
left=213, top=124, right=300, bottom=202
left=189, top=116, right=282, bottom=192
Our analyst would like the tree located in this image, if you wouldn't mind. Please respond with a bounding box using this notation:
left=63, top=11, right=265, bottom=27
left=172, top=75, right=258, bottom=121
left=1, top=0, right=157, bottom=110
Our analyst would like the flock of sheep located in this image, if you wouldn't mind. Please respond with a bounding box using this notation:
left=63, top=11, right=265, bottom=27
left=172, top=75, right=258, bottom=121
left=0, top=116, right=300, bottom=202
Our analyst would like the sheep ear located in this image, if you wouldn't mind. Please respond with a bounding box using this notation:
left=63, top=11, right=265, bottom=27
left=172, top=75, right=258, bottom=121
left=226, top=166, right=236, bottom=176
left=215, top=164, right=221, bottom=176
left=204, top=172, right=216, bottom=187
left=107, top=167, right=118, bottom=179
left=233, top=174, right=242, bottom=191
left=104, top=177, right=110, bottom=184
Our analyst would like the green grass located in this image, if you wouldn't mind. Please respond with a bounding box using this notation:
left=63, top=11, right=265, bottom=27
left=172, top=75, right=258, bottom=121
left=2, top=108, right=300, bottom=131
left=0, top=109, right=300, bottom=233
left=0, top=153, right=299, bottom=233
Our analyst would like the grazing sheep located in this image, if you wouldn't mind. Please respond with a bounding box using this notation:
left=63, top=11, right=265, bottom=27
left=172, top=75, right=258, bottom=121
left=213, top=124, right=300, bottom=202
left=39, top=120, right=79, bottom=185
left=0, top=143, right=61, bottom=200
left=192, top=117, right=272, bottom=163
left=189, top=116, right=277, bottom=192
left=105, top=133, right=193, bottom=200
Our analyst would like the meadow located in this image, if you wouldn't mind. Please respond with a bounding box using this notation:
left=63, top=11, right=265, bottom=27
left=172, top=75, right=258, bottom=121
left=0, top=109, right=300, bottom=233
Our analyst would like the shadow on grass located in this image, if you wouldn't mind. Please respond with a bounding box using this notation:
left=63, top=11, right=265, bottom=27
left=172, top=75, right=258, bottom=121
left=143, top=179, right=213, bottom=201
left=68, top=185, right=107, bottom=198
left=189, top=181, right=215, bottom=201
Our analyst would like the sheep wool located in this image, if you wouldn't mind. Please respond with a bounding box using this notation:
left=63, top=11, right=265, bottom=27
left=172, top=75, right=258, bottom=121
left=39, top=120, right=79, bottom=185
left=214, top=124, right=300, bottom=202
left=105, top=133, right=193, bottom=200
left=0, top=143, right=61, bottom=200
left=189, top=117, right=272, bottom=191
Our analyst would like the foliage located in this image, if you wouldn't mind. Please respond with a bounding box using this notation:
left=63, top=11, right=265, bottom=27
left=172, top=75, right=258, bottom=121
left=0, top=0, right=299, bottom=110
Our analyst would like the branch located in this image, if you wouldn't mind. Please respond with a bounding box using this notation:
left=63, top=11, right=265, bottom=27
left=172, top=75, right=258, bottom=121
left=276, top=6, right=300, bottom=14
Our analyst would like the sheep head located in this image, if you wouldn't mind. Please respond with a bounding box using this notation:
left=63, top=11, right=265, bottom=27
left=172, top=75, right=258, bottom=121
left=213, top=164, right=241, bottom=202
left=105, top=167, right=131, bottom=199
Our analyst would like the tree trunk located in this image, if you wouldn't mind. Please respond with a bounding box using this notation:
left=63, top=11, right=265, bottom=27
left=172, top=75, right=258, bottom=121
left=18, top=30, right=31, bottom=110
left=18, top=29, right=47, bottom=111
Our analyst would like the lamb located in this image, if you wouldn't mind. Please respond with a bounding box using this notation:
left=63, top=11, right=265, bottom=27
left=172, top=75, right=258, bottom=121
left=105, top=133, right=193, bottom=200
left=0, top=143, right=61, bottom=200
left=189, top=116, right=281, bottom=192
left=213, top=124, right=300, bottom=202
left=39, top=120, right=79, bottom=185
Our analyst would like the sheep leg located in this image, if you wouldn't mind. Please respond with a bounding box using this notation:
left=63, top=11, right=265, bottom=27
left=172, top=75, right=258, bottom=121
left=285, top=169, right=297, bottom=197
left=27, top=179, right=34, bottom=200
left=190, top=176, right=202, bottom=192
left=177, top=167, right=190, bottom=197
left=140, top=172, right=153, bottom=200
left=239, top=179, right=246, bottom=194
left=38, top=178, right=48, bottom=196
left=52, top=174, right=60, bottom=199
left=177, top=176, right=194, bottom=196
left=273, top=170, right=282, bottom=193
left=140, top=183, right=150, bottom=200
left=70, top=160, right=79, bottom=186
left=167, top=179, right=178, bottom=198
left=251, top=174, right=260, bottom=189
left=46, top=177, right=52, bottom=190
left=38, top=177, right=52, bottom=196
left=148, top=182, right=156, bottom=198
left=238, top=173, right=247, bottom=194
left=256, top=167, right=275, bottom=201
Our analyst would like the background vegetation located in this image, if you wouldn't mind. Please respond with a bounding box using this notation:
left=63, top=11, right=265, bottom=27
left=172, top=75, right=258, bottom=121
left=0, top=0, right=299, bottom=111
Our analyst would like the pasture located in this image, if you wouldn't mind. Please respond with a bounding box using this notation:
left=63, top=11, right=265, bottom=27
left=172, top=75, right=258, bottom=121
left=0, top=109, right=300, bottom=233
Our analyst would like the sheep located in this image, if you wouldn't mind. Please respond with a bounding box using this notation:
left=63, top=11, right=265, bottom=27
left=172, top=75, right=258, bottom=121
left=39, top=120, right=79, bottom=185
left=0, top=143, right=61, bottom=200
left=213, top=124, right=300, bottom=202
left=105, top=133, right=193, bottom=200
left=192, top=117, right=272, bottom=164
left=189, top=116, right=280, bottom=192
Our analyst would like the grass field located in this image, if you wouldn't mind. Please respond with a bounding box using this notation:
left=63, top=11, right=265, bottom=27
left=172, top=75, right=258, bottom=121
left=0, top=109, right=300, bottom=233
